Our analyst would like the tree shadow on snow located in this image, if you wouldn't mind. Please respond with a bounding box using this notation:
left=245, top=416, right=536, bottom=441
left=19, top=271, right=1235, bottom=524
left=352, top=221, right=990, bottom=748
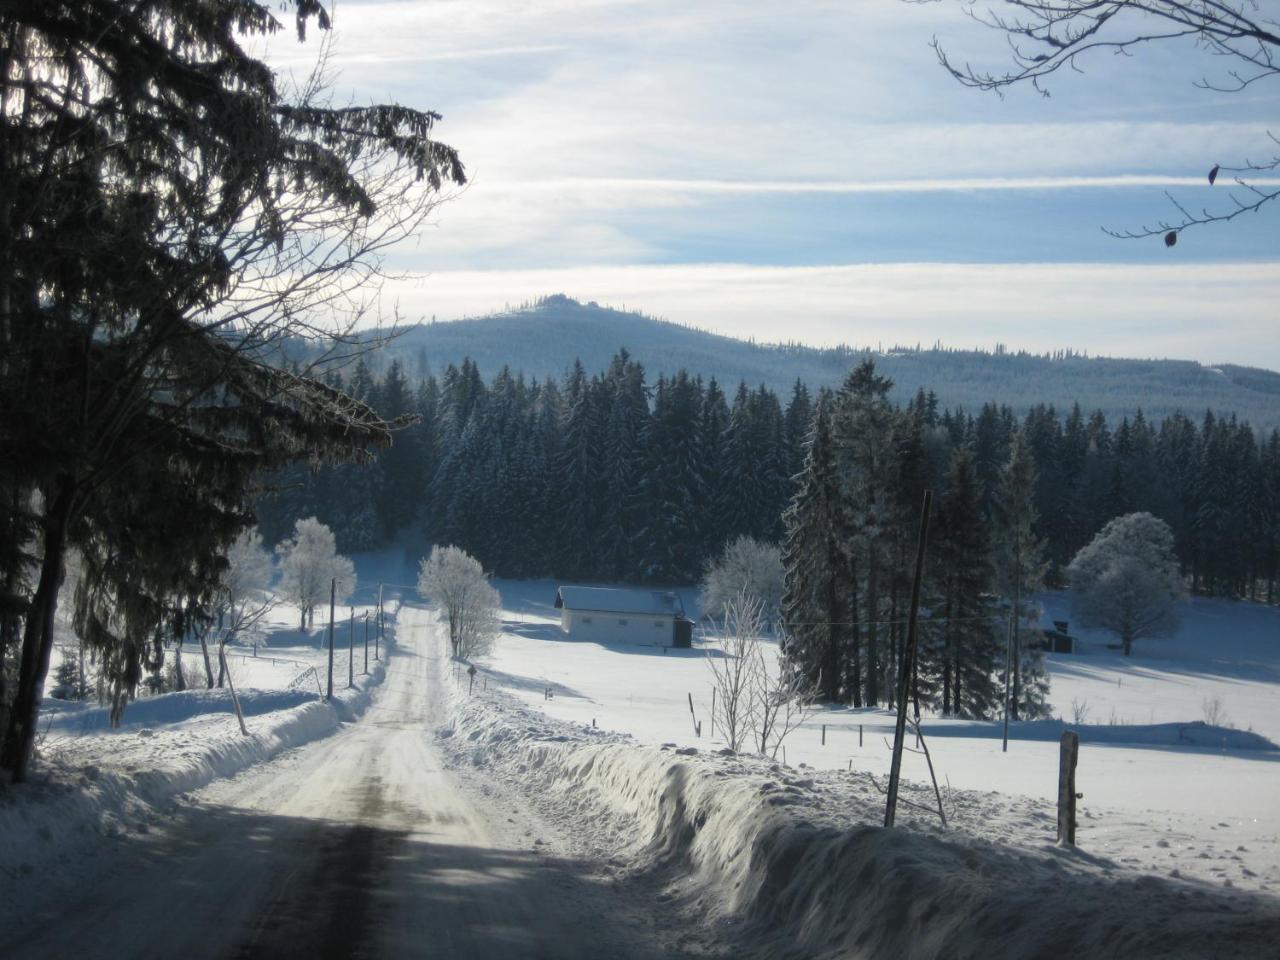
left=0, top=800, right=691, bottom=960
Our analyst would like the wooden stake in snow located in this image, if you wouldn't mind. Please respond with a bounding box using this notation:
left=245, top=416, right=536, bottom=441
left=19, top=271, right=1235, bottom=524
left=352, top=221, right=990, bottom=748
left=363, top=612, right=369, bottom=675
left=326, top=578, right=336, bottom=701
left=347, top=607, right=355, bottom=689
left=822, top=724, right=826, bottom=745
left=1057, top=731, right=1080, bottom=847
left=220, top=647, right=248, bottom=736
left=376, top=583, right=383, bottom=661
left=885, top=490, right=932, bottom=830
left=859, top=724, right=863, bottom=748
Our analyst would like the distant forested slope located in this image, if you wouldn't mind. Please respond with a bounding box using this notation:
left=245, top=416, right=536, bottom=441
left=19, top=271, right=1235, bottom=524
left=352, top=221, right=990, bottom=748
left=341, top=295, right=1280, bottom=431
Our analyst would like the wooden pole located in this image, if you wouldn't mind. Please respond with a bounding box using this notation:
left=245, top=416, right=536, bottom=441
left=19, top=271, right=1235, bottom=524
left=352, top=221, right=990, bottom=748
left=885, top=490, right=932, bottom=829
left=1057, top=731, right=1080, bottom=847
left=220, top=647, right=248, bottom=736
left=347, top=607, right=354, bottom=689
left=326, top=578, right=335, bottom=701
left=376, top=583, right=383, bottom=661
left=363, top=612, right=369, bottom=675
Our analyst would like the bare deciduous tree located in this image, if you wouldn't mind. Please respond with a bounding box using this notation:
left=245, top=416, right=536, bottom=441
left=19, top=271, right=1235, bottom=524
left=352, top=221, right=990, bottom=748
left=708, top=590, right=818, bottom=759
left=707, top=591, right=763, bottom=752
left=921, top=0, right=1279, bottom=243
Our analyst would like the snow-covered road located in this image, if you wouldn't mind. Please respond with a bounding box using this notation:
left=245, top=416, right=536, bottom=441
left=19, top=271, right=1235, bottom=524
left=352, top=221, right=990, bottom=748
left=2, top=607, right=689, bottom=960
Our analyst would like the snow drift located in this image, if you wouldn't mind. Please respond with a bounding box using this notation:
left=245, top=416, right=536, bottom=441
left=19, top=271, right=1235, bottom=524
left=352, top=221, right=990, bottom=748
left=441, top=665, right=1280, bottom=959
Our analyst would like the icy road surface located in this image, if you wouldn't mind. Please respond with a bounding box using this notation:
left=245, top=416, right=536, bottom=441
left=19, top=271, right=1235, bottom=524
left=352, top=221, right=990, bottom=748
left=2, top=606, right=693, bottom=960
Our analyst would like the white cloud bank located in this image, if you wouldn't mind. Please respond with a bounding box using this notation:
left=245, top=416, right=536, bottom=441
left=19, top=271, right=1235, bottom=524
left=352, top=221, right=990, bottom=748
left=384, top=261, right=1280, bottom=369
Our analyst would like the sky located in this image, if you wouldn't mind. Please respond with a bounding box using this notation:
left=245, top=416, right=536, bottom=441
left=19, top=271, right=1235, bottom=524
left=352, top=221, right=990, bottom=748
left=262, top=0, right=1278, bottom=367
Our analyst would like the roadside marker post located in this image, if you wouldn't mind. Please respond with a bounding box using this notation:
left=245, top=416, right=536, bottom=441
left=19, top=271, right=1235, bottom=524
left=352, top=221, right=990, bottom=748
left=376, top=583, right=383, bottom=661
left=326, top=578, right=335, bottom=701
left=884, top=490, right=933, bottom=830
left=347, top=607, right=355, bottom=689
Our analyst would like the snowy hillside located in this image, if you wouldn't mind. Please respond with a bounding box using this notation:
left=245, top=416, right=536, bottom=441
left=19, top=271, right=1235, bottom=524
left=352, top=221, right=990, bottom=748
left=470, top=582, right=1280, bottom=896
left=343, top=296, right=1280, bottom=430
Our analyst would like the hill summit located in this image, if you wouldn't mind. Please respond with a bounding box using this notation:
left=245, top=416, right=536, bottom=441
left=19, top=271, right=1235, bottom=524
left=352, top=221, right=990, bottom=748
left=366, top=295, right=1280, bottom=430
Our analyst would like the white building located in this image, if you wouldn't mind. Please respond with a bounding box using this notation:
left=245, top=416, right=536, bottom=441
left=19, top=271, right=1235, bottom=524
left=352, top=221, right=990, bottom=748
left=554, top=586, right=694, bottom=647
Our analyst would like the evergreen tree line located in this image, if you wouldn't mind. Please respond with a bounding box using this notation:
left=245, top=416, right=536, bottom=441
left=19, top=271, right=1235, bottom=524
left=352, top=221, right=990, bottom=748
left=256, top=353, right=1280, bottom=608
left=258, top=350, right=812, bottom=583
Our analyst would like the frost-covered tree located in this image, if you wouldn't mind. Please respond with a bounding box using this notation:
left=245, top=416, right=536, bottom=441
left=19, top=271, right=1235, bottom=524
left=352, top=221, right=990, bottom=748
left=417, top=545, right=501, bottom=659
left=700, top=536, right=784, bottom=627
left=277, top=519, right=355, bottom=630
left=224, top=529, right=276, bottom=624
left=1068, top=512, right=1184, bottom=655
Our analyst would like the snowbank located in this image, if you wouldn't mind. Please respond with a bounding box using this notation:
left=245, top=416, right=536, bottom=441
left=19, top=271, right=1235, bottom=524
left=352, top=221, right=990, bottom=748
left=440, top=654, right=1280, bottom=959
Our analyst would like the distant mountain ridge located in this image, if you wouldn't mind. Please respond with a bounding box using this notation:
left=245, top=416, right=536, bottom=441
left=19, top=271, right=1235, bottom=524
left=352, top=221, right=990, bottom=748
left=358, top=295, right=1280, bottom=432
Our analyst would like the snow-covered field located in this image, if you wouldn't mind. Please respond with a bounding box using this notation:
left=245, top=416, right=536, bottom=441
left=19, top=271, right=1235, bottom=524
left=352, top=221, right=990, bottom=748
left=473, top=580, right=1280, bottom=896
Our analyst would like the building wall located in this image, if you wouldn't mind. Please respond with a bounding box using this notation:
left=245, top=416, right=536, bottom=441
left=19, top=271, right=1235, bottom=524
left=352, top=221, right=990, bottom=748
left=561, top=608, right=674, bottom=646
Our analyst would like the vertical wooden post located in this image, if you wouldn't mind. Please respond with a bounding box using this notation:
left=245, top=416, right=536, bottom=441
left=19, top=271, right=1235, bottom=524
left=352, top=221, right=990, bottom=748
left=710, top=688, right=716, bottom=737
left=859, top=724, right=863, bottom=747
left=376, top=583, right=383, bottom=661
left=347, top=607, right=355, bottom=689
left=220, top=647, right=248, bottom=736
left=1057, top=731, right=1080, bottom=847
left=326, top=578, right=335, bottom=701
left=363, top=612, right=369, bottom=675
left=885, top=490, right=933, bottom=829
left=822, top=724, right=826, bottom=745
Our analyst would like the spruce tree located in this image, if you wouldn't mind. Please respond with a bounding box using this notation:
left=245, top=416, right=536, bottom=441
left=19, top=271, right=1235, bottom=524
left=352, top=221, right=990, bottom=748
left=780, top=396, right=848, bottom=702
left=993, top=429, right=1051, bottom=720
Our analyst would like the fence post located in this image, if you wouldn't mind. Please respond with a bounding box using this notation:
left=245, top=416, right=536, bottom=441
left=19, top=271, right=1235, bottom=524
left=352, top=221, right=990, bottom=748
left=363, top=612, right=369, bottom=675
left=376, top=583, right=383, bottom=661
left=347, top=607, right=355, bottom=689
left=1057, top=731, right=1080, bottom=847
left=822, top=724, right=826, bottom=746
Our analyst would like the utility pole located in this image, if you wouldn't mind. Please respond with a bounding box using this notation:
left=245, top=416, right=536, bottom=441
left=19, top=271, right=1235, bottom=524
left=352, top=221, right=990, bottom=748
left=885, top=490, right=932, bottom=829
left=376, top=583, right=383, bottom=661
left=348, top=606, right=355, bottom=688
left=326, top=577, right=335, bottom=701
left=1002, top=567, right=1021, bottom=754
left=363, top=612, right=369, bottom=675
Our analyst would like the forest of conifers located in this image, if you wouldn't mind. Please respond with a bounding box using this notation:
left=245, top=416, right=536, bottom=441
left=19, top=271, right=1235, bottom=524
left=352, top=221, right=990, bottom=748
left=256, top=349, right=1280, bottom=607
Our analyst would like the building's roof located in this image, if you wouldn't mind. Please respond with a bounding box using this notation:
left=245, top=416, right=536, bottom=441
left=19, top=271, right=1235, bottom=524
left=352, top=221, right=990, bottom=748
left=555, top=586, right=685, bottom=617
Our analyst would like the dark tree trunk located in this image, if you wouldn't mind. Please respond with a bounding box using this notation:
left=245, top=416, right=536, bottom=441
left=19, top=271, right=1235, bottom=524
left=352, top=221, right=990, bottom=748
left=2, top=484, right=73, bottom=782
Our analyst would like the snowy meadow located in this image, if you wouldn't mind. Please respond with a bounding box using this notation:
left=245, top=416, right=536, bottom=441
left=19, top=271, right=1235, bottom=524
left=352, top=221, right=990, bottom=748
left=471, top=579, right=1280, bottom=895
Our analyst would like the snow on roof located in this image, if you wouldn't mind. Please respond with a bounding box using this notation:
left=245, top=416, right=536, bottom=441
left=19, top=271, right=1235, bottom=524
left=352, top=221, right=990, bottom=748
left=555, top=586, right=684, bottom=617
